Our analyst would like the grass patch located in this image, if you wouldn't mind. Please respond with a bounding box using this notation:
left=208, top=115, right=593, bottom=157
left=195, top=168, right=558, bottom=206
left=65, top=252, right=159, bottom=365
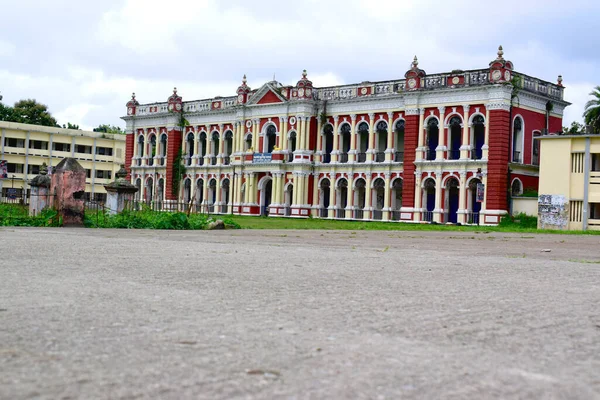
left=568, top=259, right=600, bottom=264
left=224, top=214, right=600, bottom=235
left=0, top=203, right=60, bottom=227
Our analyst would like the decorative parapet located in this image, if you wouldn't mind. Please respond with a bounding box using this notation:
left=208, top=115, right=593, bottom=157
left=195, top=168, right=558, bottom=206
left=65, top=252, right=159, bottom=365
left=127, top=69, right=564, bottom=119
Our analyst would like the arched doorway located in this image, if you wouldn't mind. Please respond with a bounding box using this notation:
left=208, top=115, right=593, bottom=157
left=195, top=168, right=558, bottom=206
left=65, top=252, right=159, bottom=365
left=195, top=179, right=204, bottom=212
left=445, top=177, right=459, bottom=223
left=394, top=120, right=405, bottom=162
left=148, top=135, right=156, bottom=166
left=183, top=178, right=192, bottom=206
left=337, top=179, right=348, bottom=219
left=426, top=119, right=439, bottom=161
left=221, top=178, right=230, bottom=214
left=468, top=178, right=482, bottom=224
left=320, top=178, right=330, bottom=217
left=354, top=178, right=366, bottom=219
left=157, top=178, right=164, bottom=210
left=372, top=178, right=385, bottom=220
left=284, top=184, right=293, bottom=216
left=145, top=177, right=154, bottom=204
left=391, top=178, right=403, bottom=220
left=224, top=131, right=233, bottom=165
left=423, top=178, right=435, bottom=222
left=512, top=117, right=523, bottom=163
left=260, top=177, right=272, bottom=216
left=211, top=132, right=219, bottom=165
left=208, top=179, right=217, bottom=212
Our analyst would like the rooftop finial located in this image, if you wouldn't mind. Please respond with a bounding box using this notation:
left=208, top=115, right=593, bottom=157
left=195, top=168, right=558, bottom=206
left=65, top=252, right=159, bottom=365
left=497, top=45, right=504, bottom=60
left=173, top=87, right=177, bottom=94
left=412, top=55, right=418, bottom=68
left=557, top=75, right=563, bottom=86
left=131, top=92, right=136, bottom=100
left=242, top=74, right=247, bottom=84
left=302, top=69, right=307, bottom=78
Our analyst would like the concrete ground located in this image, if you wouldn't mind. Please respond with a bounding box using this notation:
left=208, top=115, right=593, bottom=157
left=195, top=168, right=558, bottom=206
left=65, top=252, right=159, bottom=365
left=0, top=227, right=599, bottom=400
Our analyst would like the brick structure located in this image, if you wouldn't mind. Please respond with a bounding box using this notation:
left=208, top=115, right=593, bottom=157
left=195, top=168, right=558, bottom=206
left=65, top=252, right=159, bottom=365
left=122, top=46, right=569, bottom=225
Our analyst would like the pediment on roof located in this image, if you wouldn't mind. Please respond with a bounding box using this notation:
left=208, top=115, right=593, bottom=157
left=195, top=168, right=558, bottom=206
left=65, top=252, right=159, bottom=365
left=246, top=82, right=287, bottom=106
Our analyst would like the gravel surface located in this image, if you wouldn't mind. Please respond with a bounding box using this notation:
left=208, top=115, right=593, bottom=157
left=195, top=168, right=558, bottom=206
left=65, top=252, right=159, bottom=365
left=1, top=227, right=599, bottom=399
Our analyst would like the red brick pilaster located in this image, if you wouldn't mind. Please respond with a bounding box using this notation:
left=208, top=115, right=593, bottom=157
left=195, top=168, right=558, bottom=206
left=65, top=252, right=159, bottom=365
left=486, top=109, right=511, bottom=211
left=165, top=127, right=182, bottom=200
left=125, top=132, right=134, bottom=180
left=402, top=113, right=419, bottom=208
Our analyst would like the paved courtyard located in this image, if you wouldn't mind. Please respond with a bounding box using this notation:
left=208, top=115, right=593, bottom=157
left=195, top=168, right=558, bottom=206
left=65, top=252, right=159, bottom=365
left=1, top=227, right=599, bottom=399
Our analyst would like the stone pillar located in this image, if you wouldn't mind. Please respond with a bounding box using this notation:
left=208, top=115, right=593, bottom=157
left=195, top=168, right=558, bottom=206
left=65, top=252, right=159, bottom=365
left=125, top=131, right=134, bottom=179
left=311, top=173, right=319, bottom=217
left=304, top=117, right=312, bottom=153
left=416, top=108, right=425, bottom=161
left=105, top=166, right=139, bottom=215
left=331, top=116, right=339, bottom=162
left=365, top=174, right=372, bottom=220
left=218, top=124, right=225, bottom=164
left=461, top=105, right=471, bottom=160
left=458, top=172, right=467, bottom=224
left=486, top=106, right=511, bottom=216
left=165, top=126, right=182, bottom=201
left=436, top=107, right=446, bottom=160
left=328, top=177, right=336, bottom=218
left=367, top=113, right=375, bottom=162
left=385, top=112, right=394, bottom=162
left=215, top=176, right=222, bottom=208
left=28, top=163, right=51, bottom=216
left=252, top=119, right=259, bottom=152
left=414, top=173, right=422, bottom=222
left=349, top=114, right=357, bottom=163
left=51, top=158, right=86, bottom=226
left=345, top=179, right=354, bottom=219
left=483, top=108, right=490, bottom=160
left=434, top=173, right=443, bottom=223
left=383, top=173, right=391, bottom=221
left=315, top=117, right=323, bottom=163
left=281, top=117, right=289, bottom=153
left=401, top=110, right=420, bottom=217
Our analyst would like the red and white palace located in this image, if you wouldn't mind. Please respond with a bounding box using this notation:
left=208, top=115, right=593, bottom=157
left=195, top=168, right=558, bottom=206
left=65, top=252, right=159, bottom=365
left=123, top=47, right=569, bottom=225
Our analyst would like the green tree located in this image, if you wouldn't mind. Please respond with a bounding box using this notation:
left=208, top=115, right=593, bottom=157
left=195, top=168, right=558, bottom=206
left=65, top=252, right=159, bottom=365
left=93, top=124, right=124, bottom=134
left=583, top=86, right=600, bottom=133
left=562, top=121, right=584, bottom=135
left=11, top=99, right=57, bottom=127
left=62, top=122, right=80, bottom=130
left=0, top=102, right=16, bottom=122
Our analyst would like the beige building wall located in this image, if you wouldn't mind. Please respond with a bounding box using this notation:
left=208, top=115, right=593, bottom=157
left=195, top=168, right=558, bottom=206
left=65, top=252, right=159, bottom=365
left=538, top=134, right=600, bottom=231
left=0, top=121, right=125, bottom=202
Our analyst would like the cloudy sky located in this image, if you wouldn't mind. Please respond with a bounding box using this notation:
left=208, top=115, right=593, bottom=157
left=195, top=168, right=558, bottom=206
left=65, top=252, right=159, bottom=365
left=1, top=0, right=598, bottom=130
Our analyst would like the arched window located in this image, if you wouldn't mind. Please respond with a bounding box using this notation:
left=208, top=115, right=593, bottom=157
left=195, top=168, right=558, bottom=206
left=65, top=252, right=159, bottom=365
left=224, top=130, right=233, bottom=164
left=211, top=132, right=219, bottom=165
left=448, top=116, right=462, bottom=160
left=426, top=119, right=439, bottom=161
left=288, top=131, right=296, bottom=162
left=472, top=115, right=484, bottom=160
left=137, top=135, right=144, bottom=157
left=322, top=124, right=333, bottom=164
left=511, top=179, right=523, bottom=197
left=375, top=121, right=388, bottom=162
left=186, top=132, right=194, bottom=166
left=198, top=132, right=207, bottom=166
left=340, top=124, right=351, bottom=162
left=265, top=125, right=277, bottom=154
left=245, top=133, right=253, bottom=152
left=532, top=131, right=541, bottom=166
left=159, top=134, right=167, bottom=166
left=512, top=117, right=523, bottom=163
left=394, top=120, right=405, bottom=162
left=357, top=122, right=369, bottom=163
left=148, top=135, right=156, bottom=166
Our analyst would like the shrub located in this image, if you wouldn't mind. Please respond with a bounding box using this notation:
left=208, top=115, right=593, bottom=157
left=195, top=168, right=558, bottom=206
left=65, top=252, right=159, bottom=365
left=499, top=213, right=537, bottom=229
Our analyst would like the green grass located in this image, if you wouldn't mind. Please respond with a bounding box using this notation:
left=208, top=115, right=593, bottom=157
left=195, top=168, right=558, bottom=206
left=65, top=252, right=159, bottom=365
left=0, top=203, right=60, bottom=227
left=224, top=214, right=600, bottom=235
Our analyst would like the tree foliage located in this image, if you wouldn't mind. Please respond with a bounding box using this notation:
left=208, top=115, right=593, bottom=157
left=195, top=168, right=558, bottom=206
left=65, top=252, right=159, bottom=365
left=93, top=124, right=124, bottom=134
left=583, top=86, right=600, bottom=133
left=62, top=122, right=80, bottom=130
left=11, top=99, right=58, bottom=127
left=562, top=121, right=585, bottom=135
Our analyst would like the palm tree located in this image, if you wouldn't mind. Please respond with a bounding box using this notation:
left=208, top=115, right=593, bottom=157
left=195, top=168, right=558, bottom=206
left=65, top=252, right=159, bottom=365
left=583, top=86, right=600, bottom=133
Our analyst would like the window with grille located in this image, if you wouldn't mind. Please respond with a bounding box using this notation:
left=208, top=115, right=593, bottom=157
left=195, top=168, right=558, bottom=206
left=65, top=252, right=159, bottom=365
left=571, top=153, right=584, bottom=173
left=569, top=200, right=583, bottom=222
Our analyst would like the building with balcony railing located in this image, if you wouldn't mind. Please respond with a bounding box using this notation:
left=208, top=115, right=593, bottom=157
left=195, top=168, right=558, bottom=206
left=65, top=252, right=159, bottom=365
left=537, top=133, right=600, bottom=231
left=0, top=121, right=125, bottom=202
left=122, top=46, right=568, bottom=225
